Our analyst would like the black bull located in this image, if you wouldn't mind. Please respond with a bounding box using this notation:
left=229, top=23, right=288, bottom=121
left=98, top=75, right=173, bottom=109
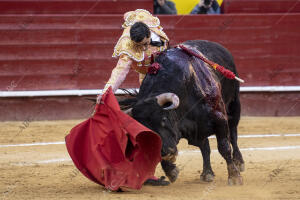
left=121, top=40, right=244, bottom=185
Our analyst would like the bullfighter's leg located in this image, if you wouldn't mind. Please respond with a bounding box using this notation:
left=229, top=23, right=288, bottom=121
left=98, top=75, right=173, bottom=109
left=214, top=116, right=243, bottom=185
left=198, top=138, right=215, bottom=182
left=228, top=98, right=245, bottom=172
left=161, top=160, right=179, bottom=183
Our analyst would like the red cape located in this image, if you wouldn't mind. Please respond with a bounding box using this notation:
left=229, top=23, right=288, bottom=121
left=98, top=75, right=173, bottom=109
left=65, top=87, right=162, bottom=191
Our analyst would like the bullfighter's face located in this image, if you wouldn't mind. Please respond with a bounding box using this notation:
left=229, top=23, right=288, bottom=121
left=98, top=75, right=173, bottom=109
left=134, top=36, right=151, bottom=51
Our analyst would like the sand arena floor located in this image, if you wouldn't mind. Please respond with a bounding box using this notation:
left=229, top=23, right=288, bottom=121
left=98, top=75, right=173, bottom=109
left=0, top=117, right=300, bottom=200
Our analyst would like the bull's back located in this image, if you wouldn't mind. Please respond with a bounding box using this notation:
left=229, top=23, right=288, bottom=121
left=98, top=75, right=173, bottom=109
left=183, top=40, right=236, bottom=73
left=183, top=40, right=239, bottom=105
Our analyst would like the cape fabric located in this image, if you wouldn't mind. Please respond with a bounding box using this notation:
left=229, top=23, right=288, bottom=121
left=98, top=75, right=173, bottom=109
left=65, top=87, right=162, bottom=191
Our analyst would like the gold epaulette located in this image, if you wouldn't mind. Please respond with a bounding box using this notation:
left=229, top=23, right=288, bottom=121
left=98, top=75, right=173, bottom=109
left=122, top=9, right=160, bottom=29
left=112, top=34, right=144, bottom=62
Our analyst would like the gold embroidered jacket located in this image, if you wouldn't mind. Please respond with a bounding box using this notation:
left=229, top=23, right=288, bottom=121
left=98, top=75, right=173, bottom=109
left=103, top=9, right=169, bottom=93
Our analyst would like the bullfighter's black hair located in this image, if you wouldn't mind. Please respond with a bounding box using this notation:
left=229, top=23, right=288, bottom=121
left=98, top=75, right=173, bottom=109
left=130, top=22, right=151, bottom=43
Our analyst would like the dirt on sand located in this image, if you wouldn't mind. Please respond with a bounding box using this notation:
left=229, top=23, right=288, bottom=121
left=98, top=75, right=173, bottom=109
left=0, top=117, right=300, bottom=200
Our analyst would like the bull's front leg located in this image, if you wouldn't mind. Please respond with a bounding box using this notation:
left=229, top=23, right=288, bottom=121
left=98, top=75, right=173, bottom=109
left=214, top=118, right=243, bottom=185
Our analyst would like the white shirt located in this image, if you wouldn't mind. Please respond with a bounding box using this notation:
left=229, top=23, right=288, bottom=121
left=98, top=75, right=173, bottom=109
left=151, top=31, right=161, bottom=42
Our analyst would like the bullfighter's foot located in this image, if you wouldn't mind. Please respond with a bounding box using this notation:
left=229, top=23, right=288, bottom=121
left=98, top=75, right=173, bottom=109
left=200, top=169, right=215, bottom=182
left=166, top=166, right=179, bottom=183
left=144, top=176, right=170, bottom=186
left=227, top=163, right=243, bottom=185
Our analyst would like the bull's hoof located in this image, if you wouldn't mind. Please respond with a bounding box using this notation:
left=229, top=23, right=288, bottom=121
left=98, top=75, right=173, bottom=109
left=228, top=175, right=243, bottom=186
left=166, top=167, right=179, bottom=183
left=227, top=163, right=243, bottom=185
left=200, top=172, right=215, bottom=182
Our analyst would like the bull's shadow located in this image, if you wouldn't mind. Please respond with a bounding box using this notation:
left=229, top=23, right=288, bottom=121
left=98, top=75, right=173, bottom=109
left=120, top=40, right=244, bottom=186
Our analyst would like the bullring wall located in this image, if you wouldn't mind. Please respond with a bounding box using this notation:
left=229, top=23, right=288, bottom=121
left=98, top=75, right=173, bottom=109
left=0, top=2, right=299, bottom=120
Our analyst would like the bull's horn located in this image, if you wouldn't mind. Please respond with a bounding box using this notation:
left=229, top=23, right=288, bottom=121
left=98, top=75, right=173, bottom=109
left=123, top=108, right=132, bottom=116
left=156, top=93, right=180, bottom=110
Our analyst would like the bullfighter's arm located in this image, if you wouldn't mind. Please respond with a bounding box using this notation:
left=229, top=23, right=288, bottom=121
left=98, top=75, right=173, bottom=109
left=98, top=55, right=132, bottom=102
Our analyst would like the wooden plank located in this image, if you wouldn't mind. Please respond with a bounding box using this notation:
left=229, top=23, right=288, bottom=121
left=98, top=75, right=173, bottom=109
left=0, top=68, right=140, bottom=91
left=0, top=14, right=299, bottom=31
left=222, top=0, right=300, bottom=13
left=1, top=57, right=299, bottom=90
left=0, top=96, right=95, bottom=121
left=0, top=29, right=121, bottom=45
left=0, top=0, right=153, bottom=14
left=240, top=92, right=300, bottom=116
left=160, top=14, right=300, bottom=28
left=0, top=14, right=124, bottom=29
left=0, top=59, right=116, bottom=76
left=1, top=41, right=298, bottom=61
left=0, top=92, right=299, bottom=121
left=0, top=44, right=115, bottom=60
left=168, top=29, right=300, bottom=44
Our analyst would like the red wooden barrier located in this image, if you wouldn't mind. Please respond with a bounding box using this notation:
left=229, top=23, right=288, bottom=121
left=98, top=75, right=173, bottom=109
left=0, top=14, right=299, bottom=91
left=0, top=14, right=300, bottom=118
left=222, top=0, right=300, bottom=13
left=0, top=92, right=299, bottom=121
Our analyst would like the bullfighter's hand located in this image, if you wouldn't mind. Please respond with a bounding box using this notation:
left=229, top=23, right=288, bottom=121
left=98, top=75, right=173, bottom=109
left=96, top=94, right=103, bottom=104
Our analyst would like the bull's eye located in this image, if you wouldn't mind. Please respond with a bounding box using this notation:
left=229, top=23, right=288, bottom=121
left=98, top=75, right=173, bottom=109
left=161, top=117, right=167, bottom=127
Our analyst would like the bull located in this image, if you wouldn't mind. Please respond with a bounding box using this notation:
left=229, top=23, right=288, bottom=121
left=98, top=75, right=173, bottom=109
left=122, top=40, right=245, bottom=185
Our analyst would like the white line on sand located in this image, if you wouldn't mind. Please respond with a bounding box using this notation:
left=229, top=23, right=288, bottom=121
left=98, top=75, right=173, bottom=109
left=0, top=141, right=65, bottom=147
left=1, top=133, right=300, bottom=148
left=37, top=158, right=70, bottom=164
left=179, top=145, right=300, bottom=155
left=9, top=145, right=300, bottom=166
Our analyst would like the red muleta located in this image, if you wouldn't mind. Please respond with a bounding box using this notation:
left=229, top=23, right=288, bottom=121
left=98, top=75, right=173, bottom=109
left=65, top=87, right=162, bottom=191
